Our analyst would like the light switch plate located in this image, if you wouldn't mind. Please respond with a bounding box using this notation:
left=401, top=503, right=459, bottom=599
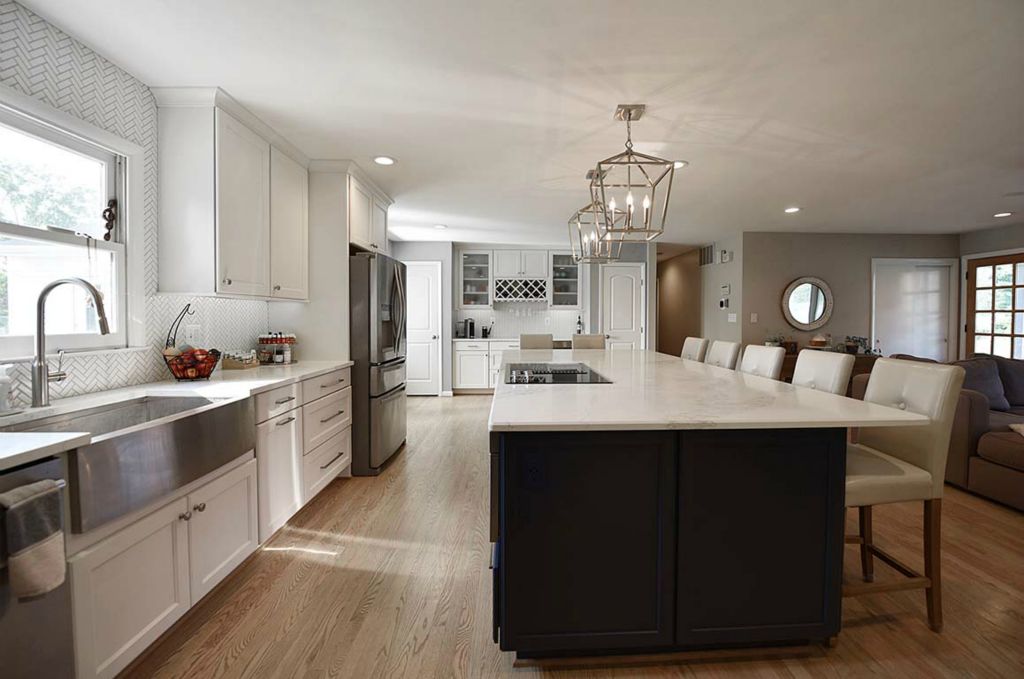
left=750, top=312, right=758, bottom=323
left=184, top=324, right=202, bottom=345
left=727, top=313, right=737, bottom=323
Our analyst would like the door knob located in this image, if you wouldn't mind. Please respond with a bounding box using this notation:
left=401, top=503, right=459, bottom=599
left=222, top=278, right=232, bottom=286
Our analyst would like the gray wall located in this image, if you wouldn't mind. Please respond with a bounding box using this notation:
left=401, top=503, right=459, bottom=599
left=960, top=221, right=1024, bottom=256
left=392, top=241, right=454, bottom=392
left=741, top=232, right=959, bottom=346
left=700, top=234, right=743, bottom=342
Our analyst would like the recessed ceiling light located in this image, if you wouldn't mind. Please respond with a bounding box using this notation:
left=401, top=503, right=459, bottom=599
left=373, top=156, right=395, bottom=166
left=673, top=160, right=688, bottom=169
left=784, top=206, right=801, bottom=213
left=433, top=223, right=448, bottom=230
left=994, top=212, right=1013, bottom=218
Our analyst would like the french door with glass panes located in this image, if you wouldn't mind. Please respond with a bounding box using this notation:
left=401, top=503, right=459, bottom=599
left=966, top=254, right=1024, bottom=359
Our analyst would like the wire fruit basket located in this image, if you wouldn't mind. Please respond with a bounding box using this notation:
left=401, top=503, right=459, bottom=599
left=162, top=303, right=221, bottom=381
left=164, top=349, right=221, bottom=381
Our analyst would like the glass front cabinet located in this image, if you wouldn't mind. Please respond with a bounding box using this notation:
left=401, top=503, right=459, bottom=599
left=460, top=250, right=492, bottom=308
left=549, top=251, right=581, bottom=308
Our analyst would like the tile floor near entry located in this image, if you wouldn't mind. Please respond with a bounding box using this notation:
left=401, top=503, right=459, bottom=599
left=127, top=396, right=1024, bottom=678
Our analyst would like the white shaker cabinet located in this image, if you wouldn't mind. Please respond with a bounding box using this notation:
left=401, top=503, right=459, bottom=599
left=372, top=198, right=389, bottom=254
left=270, top=147, right=309, bottom=300
left=256, top=408, right=304, bottom=543
left=454, top=348, right=490, bottom=388
left=70, top=459, right=259, bottom=679
left=154, top=87, right=308, bottom=299
left=187, top=459, right=259, bottom=603
left=70, top=498, right=191, bottom=679
left=215, top=109, right=271, bottom=296
left=348, top=174, right=374, bottom=251
left=492, top=250, right=548, bottom=278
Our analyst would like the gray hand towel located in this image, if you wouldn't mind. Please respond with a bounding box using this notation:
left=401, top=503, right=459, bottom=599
left=0, top=479, right=66, bottom=600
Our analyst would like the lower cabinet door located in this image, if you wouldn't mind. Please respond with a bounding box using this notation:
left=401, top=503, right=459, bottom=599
left=455, top=350, right=489, bottom=388
left=70, top=497, right=191, bottom=679
left=256, top=411, right=304, bottom=542
left=500, top=431, right=677, bottom=653
left=187, top=458, right=259, bottom=604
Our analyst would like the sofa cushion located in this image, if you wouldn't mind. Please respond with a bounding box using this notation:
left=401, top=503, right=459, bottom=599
left=954, top=358, right=1010, bottom=411
left=977, top=432, right=1024, bottom=473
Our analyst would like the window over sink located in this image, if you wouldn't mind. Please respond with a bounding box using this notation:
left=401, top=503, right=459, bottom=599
left=0, top=104, right=126, bottom=357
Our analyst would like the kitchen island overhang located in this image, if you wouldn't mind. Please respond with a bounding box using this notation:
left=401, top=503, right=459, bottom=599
left=488, top=350, right=927, bottom=659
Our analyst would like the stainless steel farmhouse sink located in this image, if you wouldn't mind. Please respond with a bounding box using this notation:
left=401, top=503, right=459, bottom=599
left=3, top=396, right=255, bottom=532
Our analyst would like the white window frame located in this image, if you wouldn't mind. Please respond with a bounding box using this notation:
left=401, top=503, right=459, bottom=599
left=0, top=82, right=145, bottom=360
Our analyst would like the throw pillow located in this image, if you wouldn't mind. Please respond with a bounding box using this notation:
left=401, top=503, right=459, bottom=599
left=955, top=357, right=1010, bottom=411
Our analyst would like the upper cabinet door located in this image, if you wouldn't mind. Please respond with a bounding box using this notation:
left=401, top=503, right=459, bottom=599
left=521, top=250, right=548, bottom=278
left=493, top=250, right=522, bottom=278
left=270, top=147, right=308, bottom=300
left=348, top=175, right=373, bottom=250
left=372, top=198, right=388, bottom=254
left=216, top=109, right=271, bottom=296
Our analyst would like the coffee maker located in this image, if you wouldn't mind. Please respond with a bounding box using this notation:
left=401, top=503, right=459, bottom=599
left=463, top=318, right=475, bottom=339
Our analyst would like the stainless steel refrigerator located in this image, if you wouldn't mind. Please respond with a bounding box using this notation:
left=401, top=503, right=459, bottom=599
left=349, top=252, right=407, bottom=475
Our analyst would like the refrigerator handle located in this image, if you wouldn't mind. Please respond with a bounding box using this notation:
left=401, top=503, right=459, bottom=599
left=395, top=266, right=407, bottom=350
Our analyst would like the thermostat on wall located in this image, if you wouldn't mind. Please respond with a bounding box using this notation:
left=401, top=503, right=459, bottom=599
left=720, top=250, right=733, bottom=264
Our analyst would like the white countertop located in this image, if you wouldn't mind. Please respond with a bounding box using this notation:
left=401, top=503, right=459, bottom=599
left=488, top=350, right=928, bottom=432
left=0, top=360, right=352, bottom=471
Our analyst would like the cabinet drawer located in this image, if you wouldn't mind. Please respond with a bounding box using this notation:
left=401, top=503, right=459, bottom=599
left=488, top=341, right=519, bottom=351
left=254, top=383, right=300, bottom=423
left=302, top=387, right=352, bottom=452
left=301, top=367, right=350, bottom=405
left=303, top=428, right=351, bottom=502
left=455, top=341, right=489, bottom=351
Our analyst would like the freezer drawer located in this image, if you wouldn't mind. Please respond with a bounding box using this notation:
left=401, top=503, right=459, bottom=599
left=370, top=360, right=406, bottom=397
left=370, top=386, right=407, bottom=469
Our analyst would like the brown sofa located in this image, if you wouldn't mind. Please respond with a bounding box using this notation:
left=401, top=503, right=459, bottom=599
left=851, top=354, right=1024, bottom=511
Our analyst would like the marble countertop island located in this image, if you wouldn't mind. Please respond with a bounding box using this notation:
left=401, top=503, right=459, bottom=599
left=489, top=349, right=926, bottom=431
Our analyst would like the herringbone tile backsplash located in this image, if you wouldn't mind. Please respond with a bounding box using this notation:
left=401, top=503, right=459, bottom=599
left=0, top=1, right=271, bottom=407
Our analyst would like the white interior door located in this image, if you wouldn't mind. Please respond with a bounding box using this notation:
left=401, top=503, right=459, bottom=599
left=601, top=264, right=645, bottom=350
left=404, top=261, right=442, bottom=395
left=872, top=259, right=956, bottom=361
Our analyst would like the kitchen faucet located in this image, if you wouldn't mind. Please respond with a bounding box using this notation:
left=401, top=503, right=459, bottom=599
left=31, top=277, right=111, bottom=407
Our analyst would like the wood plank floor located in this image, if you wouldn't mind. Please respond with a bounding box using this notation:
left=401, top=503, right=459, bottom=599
left=126, top=395, right=1024, bottom=678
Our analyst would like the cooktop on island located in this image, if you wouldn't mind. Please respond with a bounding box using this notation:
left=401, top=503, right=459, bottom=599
left=505, top=363, right=611, bottom=385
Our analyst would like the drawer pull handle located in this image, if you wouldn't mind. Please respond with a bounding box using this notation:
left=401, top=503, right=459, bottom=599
left=274, top=396, right=296, bottom=405
left=321, top=378, right=345, bottom=388
left=320, top=410, right=344, bottom=423
left=320, top=451, right=345, bottom=470
left=276, top=416, right=296, bottom=426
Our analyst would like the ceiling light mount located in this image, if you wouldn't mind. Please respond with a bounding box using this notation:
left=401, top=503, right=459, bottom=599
left=785, top=206, right=801, bottom=214
left=613, top=104, right=646, bottom=122
left=373, top=156, right=395, bottom=166
left=994, top=212, right=1013, bottom=218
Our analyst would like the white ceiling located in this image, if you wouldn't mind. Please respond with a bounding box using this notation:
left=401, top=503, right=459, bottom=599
left=23, top=0, right=1024, bottom=246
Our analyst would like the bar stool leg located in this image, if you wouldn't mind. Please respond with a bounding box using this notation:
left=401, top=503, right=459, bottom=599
left=858, top=505, right=874, bottom=582
left=924, top=499, right=943, bottom=632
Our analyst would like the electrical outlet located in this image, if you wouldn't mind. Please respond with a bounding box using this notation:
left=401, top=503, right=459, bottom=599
left=184, top=324, right=202, bottom=345
left=750, top=312, right=758, bottom=323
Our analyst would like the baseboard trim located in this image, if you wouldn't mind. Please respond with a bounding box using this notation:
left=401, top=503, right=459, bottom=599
left=441, top=390, right=454, bottom=397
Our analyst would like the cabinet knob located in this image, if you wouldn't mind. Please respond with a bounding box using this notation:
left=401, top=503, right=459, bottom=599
left=179, top=511, right=192, bottom=521
left=432, top=335, right=438, bottom=340
left=222, top=278, right=232, bottom=286
left=273, top=284, right=282, bottom=291
left=193, top=502, right=207, bottom=513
